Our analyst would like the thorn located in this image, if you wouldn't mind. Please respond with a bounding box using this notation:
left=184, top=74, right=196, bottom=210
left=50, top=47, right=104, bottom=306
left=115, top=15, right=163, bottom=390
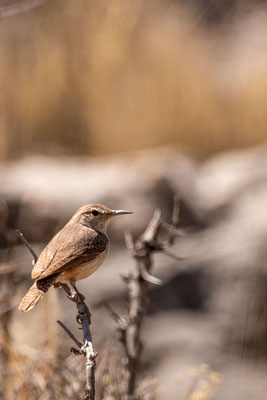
left=103, top=302, right=121, bottom=323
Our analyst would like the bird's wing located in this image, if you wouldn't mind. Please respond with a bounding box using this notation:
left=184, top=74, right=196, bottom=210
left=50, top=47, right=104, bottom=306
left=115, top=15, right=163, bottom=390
left=31, top=222, right=108, bottom=280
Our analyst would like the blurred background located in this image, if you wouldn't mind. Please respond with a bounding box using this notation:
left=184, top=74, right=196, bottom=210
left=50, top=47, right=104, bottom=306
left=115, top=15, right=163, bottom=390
left=1, top=0, right=267, bottom=399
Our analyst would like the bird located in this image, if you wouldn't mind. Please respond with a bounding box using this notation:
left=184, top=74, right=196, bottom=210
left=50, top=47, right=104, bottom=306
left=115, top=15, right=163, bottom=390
left=18, top=204, right=132, bottom=312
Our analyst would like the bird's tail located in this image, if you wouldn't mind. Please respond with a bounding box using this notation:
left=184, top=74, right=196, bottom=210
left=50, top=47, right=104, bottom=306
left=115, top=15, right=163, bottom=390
left=18, top=278, right=55, bottom=312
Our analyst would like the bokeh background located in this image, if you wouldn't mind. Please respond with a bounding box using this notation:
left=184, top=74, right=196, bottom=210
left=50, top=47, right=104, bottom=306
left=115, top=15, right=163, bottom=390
left=1, top=0, right=267, bottom=399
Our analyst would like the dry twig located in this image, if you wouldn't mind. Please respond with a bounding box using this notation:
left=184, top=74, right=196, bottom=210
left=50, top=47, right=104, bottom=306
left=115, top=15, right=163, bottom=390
left=17, top=230, right=97, bottom=400
left=107, top=196, right=183, bottom=400
left=57, top=283, right=98, bottom=400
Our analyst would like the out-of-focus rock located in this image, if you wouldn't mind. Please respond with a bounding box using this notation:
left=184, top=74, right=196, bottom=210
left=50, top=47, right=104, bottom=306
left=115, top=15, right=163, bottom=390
left=0, top=148, right=199, bottom=242
left=6, top=145, right=267, bottom=399
left=2, top=145, right=267, bottom=240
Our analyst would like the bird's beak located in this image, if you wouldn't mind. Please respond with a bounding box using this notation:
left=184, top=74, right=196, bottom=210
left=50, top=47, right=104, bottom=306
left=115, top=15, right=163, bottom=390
left=111, top=209, right=133, bottom=216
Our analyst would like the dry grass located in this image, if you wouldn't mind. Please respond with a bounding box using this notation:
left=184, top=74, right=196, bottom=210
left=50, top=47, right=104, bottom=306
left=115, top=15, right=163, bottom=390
left=0, top=0, right=267, bottom=160
left=187, top=364, right=222, bottom=400
left=1, top=334, right=159, bottom=400
left=0, top=265, right=158, bottom=400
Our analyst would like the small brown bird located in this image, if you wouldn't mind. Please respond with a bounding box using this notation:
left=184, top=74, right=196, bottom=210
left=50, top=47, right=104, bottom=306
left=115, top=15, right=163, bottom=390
left=18, top=204, right=132, bottom=312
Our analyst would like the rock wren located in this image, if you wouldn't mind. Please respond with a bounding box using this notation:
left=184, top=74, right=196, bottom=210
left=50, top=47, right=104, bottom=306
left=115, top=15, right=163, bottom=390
left=18, top=204, right=132, bottom=312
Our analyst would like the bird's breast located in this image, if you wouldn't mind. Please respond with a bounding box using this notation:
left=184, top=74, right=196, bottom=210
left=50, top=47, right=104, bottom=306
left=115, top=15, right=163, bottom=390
left=56, top=248, right=108, bottom=283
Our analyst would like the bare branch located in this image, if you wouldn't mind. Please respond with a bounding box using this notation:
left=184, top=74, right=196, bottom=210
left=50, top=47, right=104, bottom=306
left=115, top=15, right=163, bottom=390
left=142, top=208, right=161, bottom=243
left=109, top=195, right=184, bottom=399
left=16, top=229, right=38, bottom=263
left=57, top=283, right=97, bottom=400
left=57, top=320, right=83, bottom=349
left=162, top=249, right=186, bottom=261
left=103, top=302, right=121, bottom=324
left=167, top=195, right=180, bottom=245
left=124, top=231, right=136, bottom=256
left=139, top=263, right=162, bottom=285
left=172, top=195, right=180, bottom=227
left=18, top=230, right=97, bottom=400
left=160, top=222, right=185, bottom=236
left=56, top=282, right=72, bottom=298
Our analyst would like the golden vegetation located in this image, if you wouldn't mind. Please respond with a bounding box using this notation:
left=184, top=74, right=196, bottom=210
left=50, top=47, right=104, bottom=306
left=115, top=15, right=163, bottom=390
left=0, top=0, right=267, bottom=160
left=187, top=364, right=222, bottom=400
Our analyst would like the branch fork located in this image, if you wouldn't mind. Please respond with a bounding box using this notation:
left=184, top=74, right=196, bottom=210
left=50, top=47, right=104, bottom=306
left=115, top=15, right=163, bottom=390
left=56, top=283, right=97, bottom=400
left=106, top=196, right=184, bottom=399
left=16, top=230, right=97, bottom=400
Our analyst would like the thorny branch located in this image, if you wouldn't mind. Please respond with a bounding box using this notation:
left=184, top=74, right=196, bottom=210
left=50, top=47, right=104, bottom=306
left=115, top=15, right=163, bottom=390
left=16, top=230, right=97, bottom=400
left=56, top=282, right=98, bottom=400
left=107, top=196, right=183, bottom=400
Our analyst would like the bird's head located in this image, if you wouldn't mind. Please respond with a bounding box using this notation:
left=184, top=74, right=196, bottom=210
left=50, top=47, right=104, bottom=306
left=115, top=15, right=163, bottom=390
left=73, top=203, right=132, bottom=232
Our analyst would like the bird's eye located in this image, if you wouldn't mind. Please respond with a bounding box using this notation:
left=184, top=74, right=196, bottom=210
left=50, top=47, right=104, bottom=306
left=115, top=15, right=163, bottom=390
left=91, top=210, right=99, bottom=216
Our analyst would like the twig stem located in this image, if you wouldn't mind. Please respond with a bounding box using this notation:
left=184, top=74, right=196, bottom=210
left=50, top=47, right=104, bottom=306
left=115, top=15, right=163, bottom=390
left=57, top=284, right=97, bottom=400
left=16, top=229, right=38, bottom=263
left=17, top=230, right=97, bottom=400
left=113, top=197, right=182, bottom=399
left=56, top=320, right=83, bottom=349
